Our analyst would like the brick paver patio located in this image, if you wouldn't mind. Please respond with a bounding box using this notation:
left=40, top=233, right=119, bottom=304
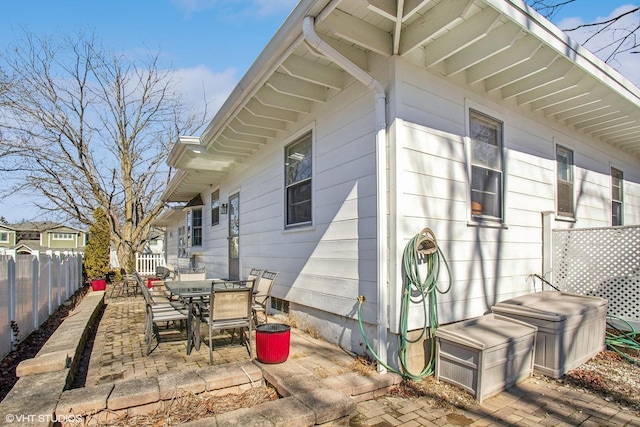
left=83, top=287, right=640, bottom=426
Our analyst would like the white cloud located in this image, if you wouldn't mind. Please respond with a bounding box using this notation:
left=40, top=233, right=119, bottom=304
left=171, top=65, right=238, bottom=121
left=556, top=5, right=640, bottom=85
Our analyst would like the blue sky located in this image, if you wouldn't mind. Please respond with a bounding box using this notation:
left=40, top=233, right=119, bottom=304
left=0, top=0, right=638, bottom=223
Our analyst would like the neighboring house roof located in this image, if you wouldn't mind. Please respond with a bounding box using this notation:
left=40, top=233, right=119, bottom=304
left=3, top=221, right=87, bottom=252
left=9, top=221, right=86, bottom=234
left=162, top=0, right=640, bottom=203
left=13, top=241, right=43, bottom=252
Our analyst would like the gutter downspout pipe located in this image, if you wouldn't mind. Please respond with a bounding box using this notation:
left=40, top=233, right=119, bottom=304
left=303, top=16, right=388, bottom=374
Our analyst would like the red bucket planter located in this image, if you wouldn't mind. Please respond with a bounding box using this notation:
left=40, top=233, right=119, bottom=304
left=255, top=324, right=291, bottom=364
left=91, top=279, right=106, bottom=291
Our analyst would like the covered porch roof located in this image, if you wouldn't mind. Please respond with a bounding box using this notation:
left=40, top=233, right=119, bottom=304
left=162, top=0, right=640, bottom=203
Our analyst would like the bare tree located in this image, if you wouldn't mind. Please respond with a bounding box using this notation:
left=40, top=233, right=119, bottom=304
left=527, top=0, right=640, bottom=64
left=0, top=31, right=207, bottom=270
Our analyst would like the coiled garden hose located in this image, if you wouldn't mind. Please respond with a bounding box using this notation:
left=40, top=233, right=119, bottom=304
left=605, top=316, right=640, bottom=365
left=357, top=228, right=452, bottom=380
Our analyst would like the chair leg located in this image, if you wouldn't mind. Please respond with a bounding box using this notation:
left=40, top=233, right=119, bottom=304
left=209, top=325, right=214, bottom=365
left=145, top=317, right=156, bottom=356
left=192, top=315, right=201, bottom=351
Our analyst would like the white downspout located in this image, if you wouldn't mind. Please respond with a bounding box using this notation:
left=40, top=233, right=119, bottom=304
left=302, top=16, right=388, bottom=374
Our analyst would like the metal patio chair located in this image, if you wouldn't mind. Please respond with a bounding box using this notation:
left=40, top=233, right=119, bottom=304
left=195, top=284, right=254, bottom=364
left=251, top=270, right=279, bottom=325
left=139, top=277, right=189, bottom=355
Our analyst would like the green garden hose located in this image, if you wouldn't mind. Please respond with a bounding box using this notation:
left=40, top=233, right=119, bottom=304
left=357, top=228, right=451, bottom=380
left=605, top=315, right=640, bottom=365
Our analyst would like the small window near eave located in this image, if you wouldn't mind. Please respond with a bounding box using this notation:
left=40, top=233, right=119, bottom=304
left=611, top=167, right=623, bottom=226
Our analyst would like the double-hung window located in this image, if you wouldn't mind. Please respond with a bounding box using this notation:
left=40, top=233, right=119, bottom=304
left=188, top=209, right=203, bottom=247
left=285, top=133, right=312, bottom=227
left=611, top=167, right=623, bottom=226
left=556, top=145, right=574, bottom=218
left=211, top=190, right=220, bottom=226
left=469, top=110, right=504, bottom=220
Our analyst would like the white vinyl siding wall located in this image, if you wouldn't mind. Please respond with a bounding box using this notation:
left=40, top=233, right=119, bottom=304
left=198, top=76, right=380, bottom=339
left=392, top=59, right=640, bottom=331
left=172, top=54, right=640, bottom=354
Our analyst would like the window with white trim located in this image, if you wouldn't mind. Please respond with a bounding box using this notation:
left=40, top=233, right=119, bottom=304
left=285, top=133, right=312, bottom=227
left=556, top=145, right=574, bottom=217
left=211, top=190, right=220, bottom=226
left=0, top=232, right=8, bottom=243
left=469, top=109, right=503, bottom=220
left=611, top=167, right=623, bottom=226
left=187, top=209, right=202, bottom=247
left=192, top=209, right=202, bottom=246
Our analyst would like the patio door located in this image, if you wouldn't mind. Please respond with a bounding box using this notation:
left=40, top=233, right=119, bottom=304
left=228, top=192, right=240, bottom=280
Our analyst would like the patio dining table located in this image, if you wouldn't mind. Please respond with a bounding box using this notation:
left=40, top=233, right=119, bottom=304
left=164, top=279, right=251, bottom=355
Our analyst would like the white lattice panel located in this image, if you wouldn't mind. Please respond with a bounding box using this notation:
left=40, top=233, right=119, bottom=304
left=553, top=226, right=640, bottom=323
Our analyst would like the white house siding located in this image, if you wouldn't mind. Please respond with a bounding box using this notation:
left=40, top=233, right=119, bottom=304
left=191, top=71, right=384, bottom=350
left=391, top=58, right=640, bottom=333
left=163, top=215, right=181, bottom=271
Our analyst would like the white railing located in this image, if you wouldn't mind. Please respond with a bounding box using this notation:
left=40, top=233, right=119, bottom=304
left=135, top=253, right=166, bottom=276
left=0, top=254, right=83, bottom=361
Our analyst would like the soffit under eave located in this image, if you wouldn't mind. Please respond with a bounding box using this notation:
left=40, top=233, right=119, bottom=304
left=336, top=0, right=640, bottom=157
left=162, top=169, right=225, bottom=203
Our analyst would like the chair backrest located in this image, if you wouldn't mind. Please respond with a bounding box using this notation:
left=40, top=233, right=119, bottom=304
left=210, top=287, right=252, bottom=321
left=254, top=270, right=278, bottom=298
left=137, top=278, right=154, bottom=305
left=132, top=270, right=144, bottom=284
left=177, top=266, right=206, bottom=281
left=247, top=268, right=262, bottom=282
left=155, top=266, right=171, bottom=280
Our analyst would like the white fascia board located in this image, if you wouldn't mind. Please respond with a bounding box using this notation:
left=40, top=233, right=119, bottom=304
left=166, top=136, right=201, bottom=168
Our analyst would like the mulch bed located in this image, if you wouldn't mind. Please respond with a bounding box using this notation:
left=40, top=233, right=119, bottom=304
left=0, top=285, right=89, bottom=402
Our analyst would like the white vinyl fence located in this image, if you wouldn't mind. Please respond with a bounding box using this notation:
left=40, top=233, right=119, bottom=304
left=135, top=253, right=166, bottom=276
left=109, top=251, right=166, bottom=277
left=0, top=253, right=83, bottom=361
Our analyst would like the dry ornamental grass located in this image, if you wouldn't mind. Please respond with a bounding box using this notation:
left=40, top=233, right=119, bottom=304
left=95, top=386, right=279, bottom=427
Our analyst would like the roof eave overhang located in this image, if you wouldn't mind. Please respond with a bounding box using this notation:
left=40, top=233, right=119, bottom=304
left=164, top=0, right=640, bottom=203
left=493, top=0, right=640, bottom=105
left=162, top=0, right=332, bottom=202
